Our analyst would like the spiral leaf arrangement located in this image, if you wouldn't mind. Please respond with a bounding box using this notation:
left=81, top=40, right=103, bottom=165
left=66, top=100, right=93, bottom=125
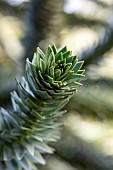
left=0, top=44, right=84, bottom=170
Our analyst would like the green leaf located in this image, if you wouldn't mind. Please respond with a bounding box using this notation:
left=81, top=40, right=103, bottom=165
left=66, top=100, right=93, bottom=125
left=31, top=140, right=54, bottom=153
left=57, top=46, right=67, bottom=55
left=55, top=69, right=62, bottom=79
left=1, top=108, right=18, bottom=127
left=77, top=69, right=85, bottom=74
left=63, top=51, right=72, bottom=59
left=65, top=73, right=85, bottom=83
left=5, top=160, right=20, bottom=170
left=46, top=46, right=55, bottom=68
left=13, top=143, right=25, bottom=160
left=17, top=158, right=30, bottom=170
left=39, top=58, right=46, bottom=73
left=73, top=61, right=84, bottom=73
left=55, top=52, right=63, bottom=62
left=32, top=53, right=37, bottom=65
left=0, top=110, right=6, bottom=130
left=44, top=74, right=54, bottom=83
left=51, top=44, right=57, bottom=55
left=66, top=56, right=73, bottom=63
left=24, top=140, right=35, bottom=156
left=36, top=47, right=45, bottom=60
left=49, top=66, right=54, bottom=78
left=34, top=150, right=46, bottom=165
left=36, top=89, right=52, bottom=100
left=3, top=146, right=14, bottom=161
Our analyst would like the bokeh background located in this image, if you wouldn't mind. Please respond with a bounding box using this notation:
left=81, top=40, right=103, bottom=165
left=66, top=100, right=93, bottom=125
left=0, top=0, right=113, bottom=169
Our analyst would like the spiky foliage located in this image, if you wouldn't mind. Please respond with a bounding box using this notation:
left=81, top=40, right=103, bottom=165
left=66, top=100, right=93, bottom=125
left=0, top=44, right=84, bottom=170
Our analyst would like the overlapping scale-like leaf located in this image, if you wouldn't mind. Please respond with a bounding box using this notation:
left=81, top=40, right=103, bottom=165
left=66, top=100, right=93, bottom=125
left=0, top=44, right=84, bottom=170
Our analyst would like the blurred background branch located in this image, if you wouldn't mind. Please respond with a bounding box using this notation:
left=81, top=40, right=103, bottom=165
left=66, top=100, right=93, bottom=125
left=23, top=0, right=64, bottom=62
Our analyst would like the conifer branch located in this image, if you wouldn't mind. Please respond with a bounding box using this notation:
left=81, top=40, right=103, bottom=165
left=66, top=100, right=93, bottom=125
left=0, top=44, right=84, bottom=170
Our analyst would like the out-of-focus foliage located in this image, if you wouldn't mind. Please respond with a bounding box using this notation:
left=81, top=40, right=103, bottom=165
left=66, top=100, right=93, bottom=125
left=0, top=0, right=113, bottom=170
